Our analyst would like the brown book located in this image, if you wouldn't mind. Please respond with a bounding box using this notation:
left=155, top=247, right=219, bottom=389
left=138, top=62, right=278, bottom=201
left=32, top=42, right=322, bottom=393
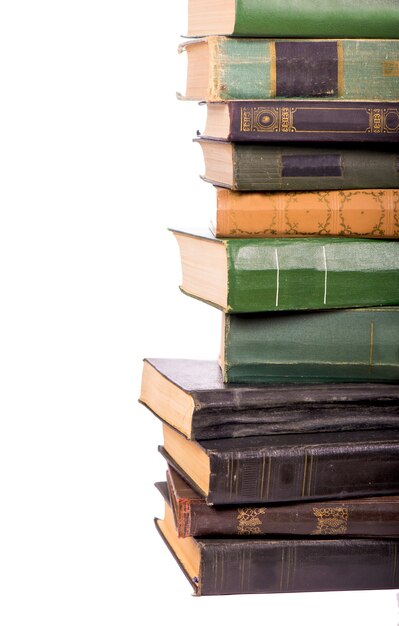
left=161, top=466, right=399, bottom=539
left=155, top=484, right=399, bottom=596
left=160, top=424, right=399, bottom=505
left=203, top=101, right=399, bottom=144
left=215, top=187, right=399, bottom=239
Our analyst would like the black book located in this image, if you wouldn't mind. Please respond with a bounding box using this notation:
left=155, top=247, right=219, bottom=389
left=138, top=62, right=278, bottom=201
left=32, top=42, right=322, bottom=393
left=155, top=483, right=399, bottom=596
left=160, top=424, right=399, bottom=505
left=140, top=358, right=399, bottom=440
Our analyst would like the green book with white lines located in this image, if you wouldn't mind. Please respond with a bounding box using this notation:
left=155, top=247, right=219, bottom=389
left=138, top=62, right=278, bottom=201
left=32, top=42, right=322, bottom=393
left=172, top=229, right=399, bottom=313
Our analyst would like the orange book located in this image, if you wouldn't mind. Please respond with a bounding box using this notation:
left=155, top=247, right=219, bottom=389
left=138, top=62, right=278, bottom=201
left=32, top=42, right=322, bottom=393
left=215, top=188, right=399, bottom=238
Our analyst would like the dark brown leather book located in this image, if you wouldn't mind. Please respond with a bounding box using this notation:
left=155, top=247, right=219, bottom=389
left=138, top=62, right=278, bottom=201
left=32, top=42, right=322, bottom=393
left=139, top=358, right=399, bottom=440
left=203, top=101, right=399, bottom=143
left=161, top=466, right=399, bottom=538
left=160, top=424, right=399, bottom=505
left=155, top=485, right=399, bottom=596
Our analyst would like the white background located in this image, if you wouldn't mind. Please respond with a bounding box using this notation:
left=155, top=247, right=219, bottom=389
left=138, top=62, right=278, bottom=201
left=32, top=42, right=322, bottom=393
left=0, top=1, right=397, bottom=624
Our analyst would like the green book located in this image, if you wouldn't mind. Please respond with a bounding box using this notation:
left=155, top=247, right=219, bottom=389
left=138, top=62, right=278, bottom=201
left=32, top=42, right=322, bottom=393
left=198, top=139, right=399, bottom=191
left=187, top=1, right=399, bottom=39
left=222, top=308, right=399, bottom=384
left=181, top=38, right=399, bottom=101
left=171, top=229, right=399, bottom=313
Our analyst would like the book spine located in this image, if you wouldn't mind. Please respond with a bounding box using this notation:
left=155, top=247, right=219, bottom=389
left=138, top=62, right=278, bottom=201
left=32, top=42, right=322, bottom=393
left=186, top=498, right=399, bottom=538
left=232, top=144, right=399, bottom=191
left=233, top=0, right=399, bottom=38
left=224, top=238, right=399, bottom=312
left=227, top=101, right=399, bottom=143
left=223, top=309, right=399, bottom=384
left=212, top=38, right=399, bottom=100
left=208, top=438, right=399, bottom=505
left=215, top=188, right=399, bottom=239
left=198, top=538, right=399, bottom=595
left=191, top=398, right=399, bottom=439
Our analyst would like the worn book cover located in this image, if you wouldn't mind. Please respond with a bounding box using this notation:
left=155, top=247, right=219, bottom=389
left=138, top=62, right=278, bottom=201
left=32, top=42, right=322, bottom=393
left=160, top=425, right=399, bottom=505
left=172, top=229, right=399, bottom=313
left=160, top=466, right=399, bottom=538
left=140, top=358, right=399, bottom=439
left=203, top=101, right=399, bottom=143
left=197, top=139, right=399, bottom=191
left=222, top=308, right=399, bottom=384
left=155, top=486, right=399, bottom=595
left=214, top=188, right=399, bottom=239
left=180, top=38, right=399, bottom=101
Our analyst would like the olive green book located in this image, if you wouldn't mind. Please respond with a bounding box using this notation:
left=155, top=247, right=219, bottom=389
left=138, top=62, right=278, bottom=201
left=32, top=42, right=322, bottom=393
left=197, top=139, right=399, bottom=191
left=221, top=308, right=399, bottom=384
left=171, top=229, right=399, bottom=313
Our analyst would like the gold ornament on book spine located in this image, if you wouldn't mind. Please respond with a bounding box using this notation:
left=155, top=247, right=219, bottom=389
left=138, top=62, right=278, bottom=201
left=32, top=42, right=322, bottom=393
left=240, top=106, right=296, bottom=133
left=312, top=506, right=349, bottom=535
left=237, top=508, right=267, bottom=535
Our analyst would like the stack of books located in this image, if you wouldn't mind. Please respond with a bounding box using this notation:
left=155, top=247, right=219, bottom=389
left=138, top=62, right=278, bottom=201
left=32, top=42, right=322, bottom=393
left=140, top=0, right=399, bottom=596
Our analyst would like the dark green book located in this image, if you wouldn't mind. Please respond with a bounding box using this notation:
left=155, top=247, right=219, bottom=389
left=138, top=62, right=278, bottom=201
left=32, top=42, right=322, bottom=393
left=197, top=139, right=399, bottom=191
left=171, top=229, right=399, bottom=313
left=222, top=308, right=399, bottom=384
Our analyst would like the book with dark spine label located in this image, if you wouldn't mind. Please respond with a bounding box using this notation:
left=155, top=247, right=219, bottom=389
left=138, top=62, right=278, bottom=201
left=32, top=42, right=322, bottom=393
left=160, top=424, right=399, bottom=505
left=203, top=101, right=399, bottom=143
left=180, top=38, right=399, bottom=101
left=140, top=358, right=399, bottom=440
left=155, top=486, right=399, bottom=596
left=197, top=139, right=399, bottom=191
left=214, top=188, right=399, bottom=239
left=171, top=228, right=399, bottom=313
left=160, top=466, right=399, bottom=539
left=186, top=2, right=399, bottom=38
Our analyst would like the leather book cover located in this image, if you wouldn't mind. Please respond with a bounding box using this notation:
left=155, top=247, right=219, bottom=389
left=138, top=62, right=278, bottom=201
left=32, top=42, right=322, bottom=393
left=141, top=358, right=399, bottom=439
left=155, top=515, right=399, bottom=596
left=206, top=101, right=399, bottom=143
left=215, top=188, right=399, bottom=239
left=165, top=466, right=399, bottom=538
left=159, top=428, right=399, bottom=505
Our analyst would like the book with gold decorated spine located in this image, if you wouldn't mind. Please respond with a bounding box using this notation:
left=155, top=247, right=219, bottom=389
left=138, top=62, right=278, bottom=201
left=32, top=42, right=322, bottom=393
left=155, top=494, right=399, bottom=596
left=158, top=466, right=399, bottom=538
left=203, top=101, right=399, bottom=143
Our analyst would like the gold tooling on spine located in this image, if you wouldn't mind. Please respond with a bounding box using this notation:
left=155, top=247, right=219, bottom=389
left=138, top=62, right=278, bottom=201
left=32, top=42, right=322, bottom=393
left=269, top=41, right=276, bottom=97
